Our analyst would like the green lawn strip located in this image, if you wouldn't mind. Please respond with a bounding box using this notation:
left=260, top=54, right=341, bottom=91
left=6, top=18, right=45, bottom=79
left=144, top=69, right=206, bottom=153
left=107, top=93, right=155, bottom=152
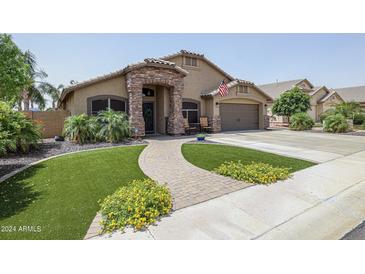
left=182, top=144, right=316, bottom=172
left=0, top=145, right=147, bottom=240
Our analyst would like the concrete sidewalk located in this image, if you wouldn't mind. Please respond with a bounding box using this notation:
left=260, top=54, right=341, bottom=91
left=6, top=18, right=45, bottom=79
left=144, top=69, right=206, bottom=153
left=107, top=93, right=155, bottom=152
left=92, top=148, right=365, bottom=240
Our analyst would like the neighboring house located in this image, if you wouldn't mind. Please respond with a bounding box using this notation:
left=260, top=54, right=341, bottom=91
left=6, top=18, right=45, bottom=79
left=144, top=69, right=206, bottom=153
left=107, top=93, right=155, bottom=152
left=59, top=50, right=272, bottom=136
left=258, top=79, right=344, bottom=123
left=334, top=85, right=365, bottom=109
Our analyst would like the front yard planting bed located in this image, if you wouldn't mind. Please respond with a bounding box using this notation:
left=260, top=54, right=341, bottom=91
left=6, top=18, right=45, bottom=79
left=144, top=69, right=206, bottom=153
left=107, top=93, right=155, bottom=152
left=0, top=146, right=147, bottom=240
left=182, top=144, right=315, bottom=173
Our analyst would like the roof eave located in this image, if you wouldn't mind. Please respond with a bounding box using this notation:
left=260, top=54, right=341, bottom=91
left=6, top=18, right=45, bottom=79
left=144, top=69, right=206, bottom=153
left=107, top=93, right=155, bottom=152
left=59, top=60, right=188, bottom=104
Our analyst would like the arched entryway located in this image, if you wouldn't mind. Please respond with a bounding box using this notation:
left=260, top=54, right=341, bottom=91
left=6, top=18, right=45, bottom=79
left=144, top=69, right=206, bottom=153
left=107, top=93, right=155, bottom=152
left=125, top=59, right=188, bottom=136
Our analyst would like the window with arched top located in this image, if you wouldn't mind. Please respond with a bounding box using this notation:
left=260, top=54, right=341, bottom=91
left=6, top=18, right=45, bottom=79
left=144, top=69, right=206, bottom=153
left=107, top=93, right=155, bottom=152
left=182, top=101, right=199, bottom=124
left=87, top=95, right=127, bottom=115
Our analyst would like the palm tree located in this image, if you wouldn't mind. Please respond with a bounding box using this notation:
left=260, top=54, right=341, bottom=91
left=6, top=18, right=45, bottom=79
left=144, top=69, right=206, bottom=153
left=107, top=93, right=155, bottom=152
left=22, top=50, right=48, bottom=110
left=38, top=83, right=64, bottom=109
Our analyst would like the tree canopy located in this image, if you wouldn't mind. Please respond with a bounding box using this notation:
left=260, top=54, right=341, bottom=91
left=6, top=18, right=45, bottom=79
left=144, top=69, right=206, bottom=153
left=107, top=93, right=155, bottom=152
left=0, top=34, right=31, bottom=104
left=272, top=86, right=311, bottom=118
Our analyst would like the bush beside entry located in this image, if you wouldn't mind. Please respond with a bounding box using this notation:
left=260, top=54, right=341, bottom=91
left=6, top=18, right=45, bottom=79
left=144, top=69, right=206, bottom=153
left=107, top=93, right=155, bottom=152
left=289, top=112, right=314, bottom=131
left=63, top=109, right=131, bottom=144
left=99, top=179, right=172, bottom=233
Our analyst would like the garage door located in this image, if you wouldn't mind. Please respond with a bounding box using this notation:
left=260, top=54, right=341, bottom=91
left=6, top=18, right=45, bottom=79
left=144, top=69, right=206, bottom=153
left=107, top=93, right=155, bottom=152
left=220, top=103, right=259, bottom=131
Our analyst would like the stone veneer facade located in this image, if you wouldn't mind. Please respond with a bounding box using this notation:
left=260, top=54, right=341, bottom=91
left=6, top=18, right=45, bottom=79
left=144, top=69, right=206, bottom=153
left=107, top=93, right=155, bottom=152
left=211, top=115, right=222, bottom=133
left=125, top=65, right=186, bottom=136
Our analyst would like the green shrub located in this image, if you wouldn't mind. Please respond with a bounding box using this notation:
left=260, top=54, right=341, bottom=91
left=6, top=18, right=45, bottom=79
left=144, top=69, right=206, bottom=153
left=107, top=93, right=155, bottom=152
left=320, top=109, right=336, bottom=123
left=214, top=161, right=291, bottom=184
left=99, top=179, right=172, bottom=233
left=272, top=86, right=311, bottom=118
left=334, top=101, right=361, bottom=119
left=353, top=112, right=365, bottom=125
left=63, top=114, right=95, bottom=144
left=63, top=110, right=130, bottom=144
left=323, top=114, right=349, bottom=133
left=97, top=109, right=130, bottom=143
left=289, top=112, right=314, bottom=131
left=0, top=101, right=41, bottom=156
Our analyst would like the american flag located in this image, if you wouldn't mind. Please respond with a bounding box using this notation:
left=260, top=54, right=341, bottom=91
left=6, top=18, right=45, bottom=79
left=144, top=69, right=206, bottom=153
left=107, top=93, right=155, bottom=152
left=218, top=80, right=229, bottom=96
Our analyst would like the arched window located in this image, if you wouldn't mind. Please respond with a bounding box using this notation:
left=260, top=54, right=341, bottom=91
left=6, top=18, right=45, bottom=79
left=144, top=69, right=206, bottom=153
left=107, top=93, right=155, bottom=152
left=182, top=101, right=199, bottom=123
left=88, top=95, right=127, bottom=115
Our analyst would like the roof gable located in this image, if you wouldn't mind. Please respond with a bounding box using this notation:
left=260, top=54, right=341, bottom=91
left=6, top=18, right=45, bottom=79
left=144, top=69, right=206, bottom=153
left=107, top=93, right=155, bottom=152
left=160, top=50, right=235, bottom=81
left=309, top=86, right=330, bottom=97
left=319, top=90, right=344, bottom=103
left=201, top=79, right=273, bottom=100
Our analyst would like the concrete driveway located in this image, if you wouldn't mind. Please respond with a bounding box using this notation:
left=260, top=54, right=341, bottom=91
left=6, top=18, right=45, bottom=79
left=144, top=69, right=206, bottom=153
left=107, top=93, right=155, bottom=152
left=209, top=129, right=365, bottom=163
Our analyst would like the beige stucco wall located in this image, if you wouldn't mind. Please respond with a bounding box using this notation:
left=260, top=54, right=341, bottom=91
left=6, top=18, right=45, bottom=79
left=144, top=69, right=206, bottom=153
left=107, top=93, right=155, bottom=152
left=166, top=56, right=231, bottom=116
left=64, top=76, right=127, bottom=115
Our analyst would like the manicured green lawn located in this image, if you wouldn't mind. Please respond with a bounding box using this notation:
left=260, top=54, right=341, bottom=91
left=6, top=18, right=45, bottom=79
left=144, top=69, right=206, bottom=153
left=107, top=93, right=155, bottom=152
left=0, top=146, right=147, bottom=240
left=182, top=144, right=315, bottom=172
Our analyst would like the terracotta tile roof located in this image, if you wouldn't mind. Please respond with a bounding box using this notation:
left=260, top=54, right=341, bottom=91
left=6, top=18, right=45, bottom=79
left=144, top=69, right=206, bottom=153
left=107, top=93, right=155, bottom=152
left=201, top=79, right=273, bottom=100
left=179, top=49, right=204, bottom=57
left=143, top=58, right=175, bottom=65
left=333, top=85, right=365, bottom=103
left=59, top=58, right=188, bottom=103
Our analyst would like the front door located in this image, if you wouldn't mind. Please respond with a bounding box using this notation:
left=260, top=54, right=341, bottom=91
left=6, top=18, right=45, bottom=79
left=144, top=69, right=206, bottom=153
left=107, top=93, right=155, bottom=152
left=143, top=102, right=154, bottom=134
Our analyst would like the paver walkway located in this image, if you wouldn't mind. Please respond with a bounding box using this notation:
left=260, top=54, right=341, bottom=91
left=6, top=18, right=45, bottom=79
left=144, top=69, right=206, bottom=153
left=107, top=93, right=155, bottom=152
left=138, top=137, right=251, bottom=209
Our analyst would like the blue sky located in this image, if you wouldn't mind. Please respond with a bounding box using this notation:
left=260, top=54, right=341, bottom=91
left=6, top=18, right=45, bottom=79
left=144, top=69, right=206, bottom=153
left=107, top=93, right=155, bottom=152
left=12, top=33, right=365, bottom=90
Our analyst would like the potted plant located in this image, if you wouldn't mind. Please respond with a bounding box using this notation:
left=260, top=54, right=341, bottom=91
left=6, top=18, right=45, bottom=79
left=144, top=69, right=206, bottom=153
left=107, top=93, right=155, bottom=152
left=196, top=133, right=206, bottom=141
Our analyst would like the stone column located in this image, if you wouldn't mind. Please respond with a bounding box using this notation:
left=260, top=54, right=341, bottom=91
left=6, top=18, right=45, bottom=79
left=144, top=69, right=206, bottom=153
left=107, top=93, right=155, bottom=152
left=167, top=86, right=184, bottom=135
left=264, top=115, right=270, bottom=129
left=126, top=74, right=145, bottom=136
left=211, top=115, right=221, bottom=133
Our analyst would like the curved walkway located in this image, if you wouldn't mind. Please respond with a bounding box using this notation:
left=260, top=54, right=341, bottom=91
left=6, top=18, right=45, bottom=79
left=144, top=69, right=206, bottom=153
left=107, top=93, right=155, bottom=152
left=138, top=136, right=251, bottom=210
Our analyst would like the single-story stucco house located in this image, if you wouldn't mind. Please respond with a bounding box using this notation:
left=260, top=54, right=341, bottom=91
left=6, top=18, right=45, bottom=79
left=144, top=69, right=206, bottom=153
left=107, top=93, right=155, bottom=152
left=59, top=50, right=272, bottom=136
left=258, top=79, right=344, bottom=123
left=334, top=85, right=365, bottom=109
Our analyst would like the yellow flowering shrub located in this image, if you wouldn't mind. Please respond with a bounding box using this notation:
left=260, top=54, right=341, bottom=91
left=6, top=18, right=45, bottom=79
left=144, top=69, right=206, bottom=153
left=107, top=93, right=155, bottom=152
left=99, top=179, right=172, bottom=233
left=214, top=161, right=291, bottom=184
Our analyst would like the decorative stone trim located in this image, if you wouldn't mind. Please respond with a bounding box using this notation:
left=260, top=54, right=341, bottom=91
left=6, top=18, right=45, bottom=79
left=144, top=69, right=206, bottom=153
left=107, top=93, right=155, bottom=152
left=168, top=90, right=185, bottom=135
left=125, top=66, right=186, bottom=136
left=211, top=115, right=221, bottom=133
left=264, top=115, right=270, bottom=129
